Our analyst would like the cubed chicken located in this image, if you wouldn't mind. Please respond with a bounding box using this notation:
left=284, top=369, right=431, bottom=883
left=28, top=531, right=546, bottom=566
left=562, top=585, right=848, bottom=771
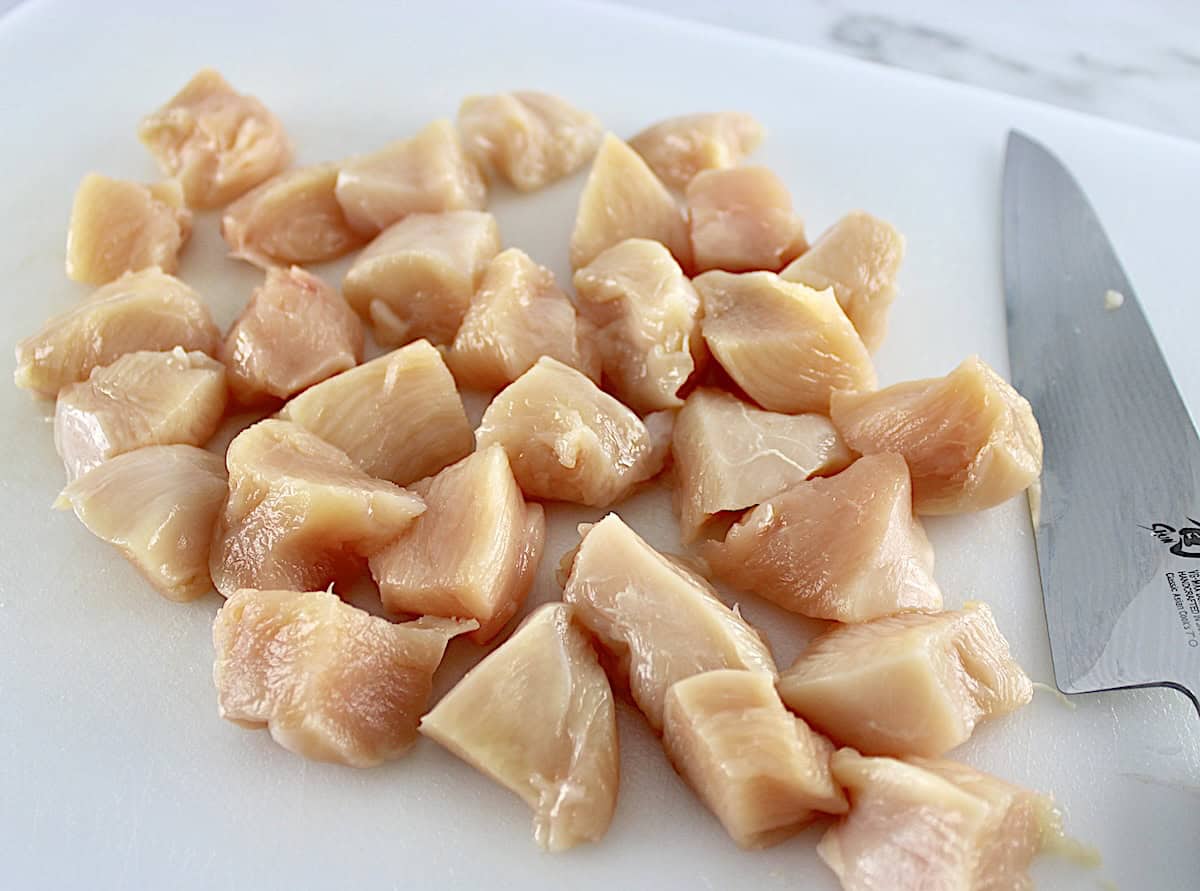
left=829, top=356, right=1043, bottom=514
left=628, top=112, right=764, bottom=190
left=703, top=454, right=942, bottom=622
left=476, top=357, right=669, bottom=507
left=334, top=120, right=487, bottom=236
left=695, top=270, right=876, bottom=413
left=572, top=238, right=704, bottom=414
left=213, top=588, right=475, bottom=767
left=568, top=133, right=692, bottom=271
left=687, top=167, right=807, bottom=273
left=54, top=347, right=227, bottom=481
left=279, top=340, right=472, bottom=486
left=448, top=248, right=599, bottom=390
left=420, top=604, right=617, bottom=851
left=778, top=603, right=1033, bottom=757
left=369, top=445, right=545, bottom=643
left=457, top=90, right=603, bottom=192
left=137, top=68, right=291, bottom=209
left=209, top=419, right=426, bottom=596
left=819, top=749, right=1058, bottom=891
left=663, top=670, right=847, bottom=849
left=55, top=444, right=227, bottom=601
left=221, top=164, right=366, bottom=268
left=560, top=514, right=777, bottom=731
left=66, top=174, right=191, bottom=285
left=14, top=268, right=220, bottom=399
left=672, top=388, right=853, bottom=543
left=221, top=266, right=363, bottom=405
left=342, top=210, right=500, bottom=346
left=781, top=211, right=905, bottom=352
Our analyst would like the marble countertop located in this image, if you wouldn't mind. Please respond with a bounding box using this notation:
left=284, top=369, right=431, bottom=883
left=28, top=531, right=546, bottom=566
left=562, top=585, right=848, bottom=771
left=603, top=0, right=1200, bottom=143
left=2, top=0, right=1197, bottom=143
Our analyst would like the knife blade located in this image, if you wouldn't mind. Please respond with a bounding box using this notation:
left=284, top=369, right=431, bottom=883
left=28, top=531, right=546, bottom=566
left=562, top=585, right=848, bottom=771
left=1004, top=130, right=1199, bottom=715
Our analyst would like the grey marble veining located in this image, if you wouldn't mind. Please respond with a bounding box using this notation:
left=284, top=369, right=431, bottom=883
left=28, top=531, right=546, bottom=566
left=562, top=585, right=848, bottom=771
left=606, top=0, right=1200, bottom=143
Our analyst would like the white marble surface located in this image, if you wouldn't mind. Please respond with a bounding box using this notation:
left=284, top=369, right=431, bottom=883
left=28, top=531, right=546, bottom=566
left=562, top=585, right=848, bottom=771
left=2, top=0, right=1195, bottom=142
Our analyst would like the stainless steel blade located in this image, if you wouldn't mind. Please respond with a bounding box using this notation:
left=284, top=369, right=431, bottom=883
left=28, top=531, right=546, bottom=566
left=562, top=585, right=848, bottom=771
left=1004, top=130, right=1199, bottom=714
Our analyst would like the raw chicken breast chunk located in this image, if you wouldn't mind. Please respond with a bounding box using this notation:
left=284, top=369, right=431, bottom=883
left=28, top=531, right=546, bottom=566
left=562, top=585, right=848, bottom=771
left=687, top=167, right=807, bottom=273
left=421, top=604, right=617, bottom=851
left=628, top=112, right=763, bottom=190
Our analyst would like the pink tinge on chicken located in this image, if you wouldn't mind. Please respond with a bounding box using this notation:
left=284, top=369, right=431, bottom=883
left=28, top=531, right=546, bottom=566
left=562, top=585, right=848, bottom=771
left=279, top=339, right=473, bottom=487
left=695, top=270, right=876, bottom=413
left=221, top=164, right=367, bottom=268
left=54, top=347, right=227, bottom=481
left=781, top=211, right=905, bottom=352
left=66, top=175, right=192, bottom=285
left=628, top=112, right=764, bottom=190
left=55, top=444, right=228, bottom=602
left=14, top=268, right=221, bottom=399
left=476, top=357, right=670, bottom=507
left=448, top=247, right=600, bottom=390
left=687, top=167, right=808, bottom=273
left=572, top=238, right=705, bottom=414
left=420, top=604, right=618, bottom=851
left=208, top=419, right=426, bottom=597
left=213, top=588, right=476, bottom=767
left=137, top=68, right=291, bottom=209
left=369, top=445, right=545, bottom=644
left=829, top=355, right=1044, bottom=515
left=663, top=670, right=847, bottom=849
left=342, top=210, right=500, bottom=346
left=568, top=133, right=692, bottom=271
left=457, top=90, right=603, bottom=192
left=221, top=266, right=363, bottom=406
left=818, top=749, right=1061, bottom=891
left=778, top=602, right=1033, bottom=758
left=703, top=454, right=943, bottom=623
left=672, top=387, right=853, bottom=543
left=560, top=514, right=777, bottom=731
left=334, top=120, right=487, bottom=236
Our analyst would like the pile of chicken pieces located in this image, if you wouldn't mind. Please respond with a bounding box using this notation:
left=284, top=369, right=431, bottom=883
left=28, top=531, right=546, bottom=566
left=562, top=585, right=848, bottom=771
left=18, top=69, right=1058, bottom=890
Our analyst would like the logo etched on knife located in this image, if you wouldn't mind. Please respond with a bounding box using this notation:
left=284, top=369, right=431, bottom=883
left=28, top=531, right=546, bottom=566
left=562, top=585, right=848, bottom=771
left=1140, top=520, right=1200, bottom=558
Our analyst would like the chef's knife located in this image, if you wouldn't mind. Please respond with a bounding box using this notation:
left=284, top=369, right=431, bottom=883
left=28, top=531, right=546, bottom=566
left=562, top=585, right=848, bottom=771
left=1004, top=130, right=1199, bottom=715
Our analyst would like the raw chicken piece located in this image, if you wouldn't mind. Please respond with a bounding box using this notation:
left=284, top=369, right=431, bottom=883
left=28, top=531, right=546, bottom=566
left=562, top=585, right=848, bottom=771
left=819, top=749, right=1058, bottom=891
left=209, top=419, right=425, bottom=596
left=448, top=248, right=599, bottom=390
left=221, top=164, right=366, bottom=268
left=66, top=174, right=191, bottom=285
left=672, top=388, right=853, bottom=542
left=420, top=604, right=618, bottom=850
left=55, top=444, right=227, bottom=601
left=476, top=357, right=668, bottom=507
left=137, top=68, right=291, bottom=209
left=778, top=603, right=1033, bottom=757
left=14, top=268, right=220, bottom=398
left=781, top=211, right=905, bottom=352
left=334, top=120, right=487, bottom=236
left=704, top=454, right=942, bottom=622
left=695, top=270, right=876, bottom=413
left=572, top=238, right=704, bottom=414
left=54, top=348, right=227, bottom=481
left=560, top=514, right=777, bottom=730
left=213, top=588, right=474, bottom=767
left=280, top=340, right=472, bottom=486
left=369, top=445, right=545, bottom=643
left=687, top=167, right=808, bottom=273
left=342, top=210, right=500, bottom=346
left=628, top=112, right=764, bottom=190
left=568, top=133, right=692, bottom=271
left=457, top=90, right=603, bottom=192
left=829, top=356, right=1043, bottom=515
left=221, top=266, right=363, bottom=405
left=663, top=670, right=847, bottom=848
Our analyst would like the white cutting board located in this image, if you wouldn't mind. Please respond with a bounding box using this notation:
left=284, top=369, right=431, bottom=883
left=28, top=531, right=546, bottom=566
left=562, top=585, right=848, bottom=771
left=0, top=1, right=1197, bottom=888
